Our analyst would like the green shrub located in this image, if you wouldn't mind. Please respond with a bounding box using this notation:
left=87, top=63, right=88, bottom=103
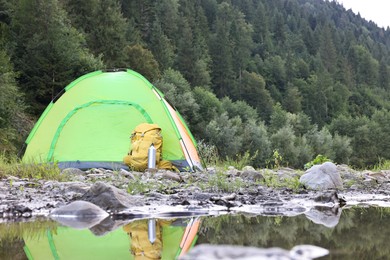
left=304, top=154, right=331, bottom=169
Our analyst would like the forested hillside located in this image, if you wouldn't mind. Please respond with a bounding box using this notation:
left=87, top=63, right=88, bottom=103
left=1, top=0, right=390, bottom=168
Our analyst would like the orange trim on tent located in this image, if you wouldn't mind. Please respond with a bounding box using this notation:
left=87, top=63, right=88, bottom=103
left=163, top=100, right=200, bottom=167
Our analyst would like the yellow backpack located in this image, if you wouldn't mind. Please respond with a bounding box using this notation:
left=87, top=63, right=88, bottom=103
left=123, top=123, right=163, bottom=172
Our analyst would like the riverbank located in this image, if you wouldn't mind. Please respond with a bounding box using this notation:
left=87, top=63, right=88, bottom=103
left=1, top=163, right=390, bottom=223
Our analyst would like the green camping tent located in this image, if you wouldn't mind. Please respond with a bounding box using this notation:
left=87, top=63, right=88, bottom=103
left=22, top=69, right=202, bottom=171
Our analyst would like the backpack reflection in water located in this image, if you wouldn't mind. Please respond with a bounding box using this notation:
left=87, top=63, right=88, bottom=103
left=123, top=219, right=173, bottom=259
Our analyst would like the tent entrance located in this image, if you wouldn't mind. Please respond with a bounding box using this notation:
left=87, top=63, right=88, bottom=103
left=48, top=100, right=152, bottom=163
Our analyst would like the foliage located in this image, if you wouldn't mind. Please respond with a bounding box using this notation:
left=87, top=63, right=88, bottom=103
left=154, top=68, right=199, bottom=126
left=270, top=126, right=297, bottom=167
left=241, top=119, right=271, bottom=167
left=304, top=154, right=331, bottom=170
left=223, top=151, right=258, bottom=171
left=196, top=140, right=219, bottom=168
left=192, top=87, right=222, bottom=137
left=122, top=44, right=161, bottom=82
left=205, top=113, right=243, bottom=158
left=271, top=150, right=283, bottom=169
left=0, top=49, right=28, bottom=156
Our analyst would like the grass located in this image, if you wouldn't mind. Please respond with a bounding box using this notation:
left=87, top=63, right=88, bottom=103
left=221, top=151, right=258, bottom=171
left=261, top=169, right=303, bottom=192
left=0, top=154, right=66, bottom=181
left=207, top=170, right=245, bottom=193
left=372, top=159, right=390, bottom=171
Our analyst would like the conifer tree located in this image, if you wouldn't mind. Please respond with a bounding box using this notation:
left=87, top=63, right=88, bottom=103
left=11, top=0, right=102, bottom=113
left=209, top=2, right=234, bottom=97
left=65, top=0, right=135, bottom=58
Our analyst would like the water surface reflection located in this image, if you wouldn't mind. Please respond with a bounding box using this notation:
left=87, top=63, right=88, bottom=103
left=0, top=207, right=389, bottom=259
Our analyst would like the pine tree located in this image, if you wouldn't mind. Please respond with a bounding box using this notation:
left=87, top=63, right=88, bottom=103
left=209, top=2, right=234, bottom=97
left=149, top=19, right=175, bottom=71
left=11, top=0, right=102, bottom=113
left=86, top=0, right=128, bottom=68
left=174, top=0, right=211, bottom=87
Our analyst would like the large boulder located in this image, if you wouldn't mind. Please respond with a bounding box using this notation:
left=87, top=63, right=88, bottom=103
left=299, top=162, right=343, bottom=190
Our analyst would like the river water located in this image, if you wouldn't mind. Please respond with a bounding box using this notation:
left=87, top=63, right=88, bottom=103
left=0, top=206, right=389, bottom=259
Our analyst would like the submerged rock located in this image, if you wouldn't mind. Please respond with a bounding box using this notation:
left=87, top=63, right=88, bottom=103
left=300, top=162, right=343, bottom=190
left=181, top=244, right=329, bottom=260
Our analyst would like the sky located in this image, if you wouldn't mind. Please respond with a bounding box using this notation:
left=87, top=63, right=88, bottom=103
left=334, top=0, right=390, bottom=28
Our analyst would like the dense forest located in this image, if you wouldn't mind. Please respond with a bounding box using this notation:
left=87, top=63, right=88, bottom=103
left=1, top=0, right=390, bottom=169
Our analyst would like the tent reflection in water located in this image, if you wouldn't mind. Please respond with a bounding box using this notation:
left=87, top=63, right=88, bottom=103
left=23, top=218, right=200, bottom=260
left=22, top=69, right=202, bottom=171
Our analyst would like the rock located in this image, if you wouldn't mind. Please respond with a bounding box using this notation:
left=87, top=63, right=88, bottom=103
left=181, top=244, right=329, bottom=260
left=206, top=167, right=217, bottom=174
left=240, top=170, right=264, bottom=182
left=50, top=200, right=108, bottom=217
left=242, top=166, right=255, bottom=171
left=226, top=166, right=239, bottom=177
left=6, top=176, right=20, bottom=181
left=50, top=200, right=109, bottom=229
left=80, top=182, right=144, bottom=211
left=365, top=171, right=389, bottom=183
left=349, top=184, right=360, bottom=190
left=337, top=164, right=358, bottom=179
left=61, top=168, right=85, bottom=176
left=277, top=167, right=299, bottom=181
left=299, top=162, right=343, bottom=190
left=155, top=170, right=182, bottom=182
left=119, top=169, right=136, bottom=180
left=63, top=182, right=91, bottom=197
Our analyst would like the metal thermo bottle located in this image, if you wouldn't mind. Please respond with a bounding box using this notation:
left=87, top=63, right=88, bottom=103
left=148, top=218, right=156, bottom=244
left=148, top=144, right=157, bottom=170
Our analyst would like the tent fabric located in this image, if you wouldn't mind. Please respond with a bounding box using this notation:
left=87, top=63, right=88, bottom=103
left=22, top=69, right=202, bottom=171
